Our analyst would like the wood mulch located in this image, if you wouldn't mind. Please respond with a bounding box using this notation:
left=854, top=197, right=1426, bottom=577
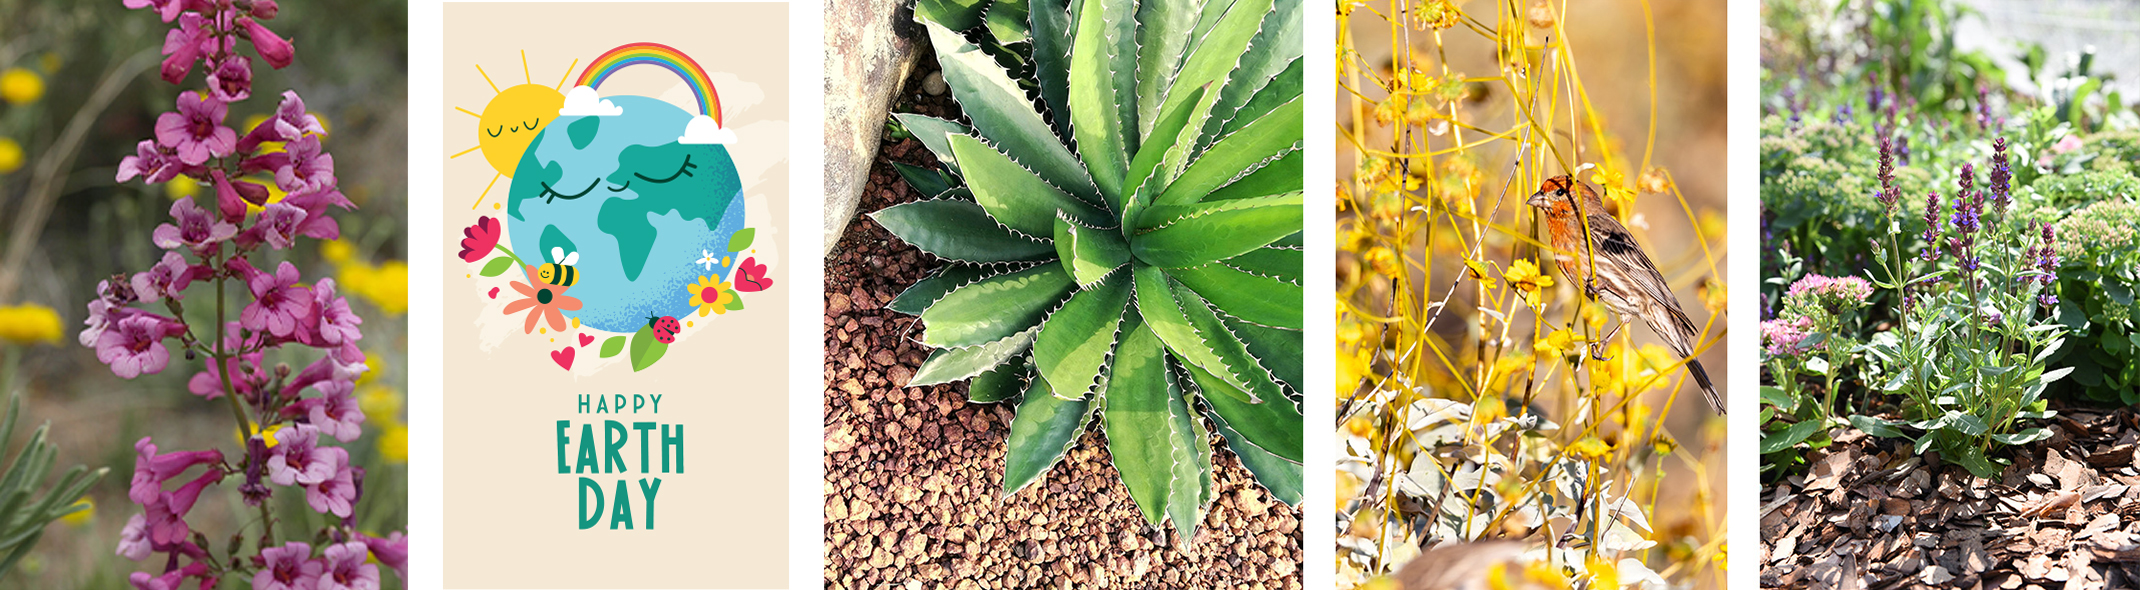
left=1762, top=405, right=2140, bottom=589
left=819, top=61, right=1303, bottom=589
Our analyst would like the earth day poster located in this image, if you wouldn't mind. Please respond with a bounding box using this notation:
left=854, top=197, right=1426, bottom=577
left=440, top=3, right=790, bottom=587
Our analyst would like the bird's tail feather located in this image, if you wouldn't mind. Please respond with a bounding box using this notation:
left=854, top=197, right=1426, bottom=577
left=1688, top=359, right=1721, bottom=414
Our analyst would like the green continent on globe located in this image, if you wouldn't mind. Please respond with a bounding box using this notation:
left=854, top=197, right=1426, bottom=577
left=598, top=142, right=742, bottom=281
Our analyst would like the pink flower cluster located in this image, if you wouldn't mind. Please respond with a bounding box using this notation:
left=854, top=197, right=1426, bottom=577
left=1784, top=274, right=1874, bottom=310
left=1762, top=316, right=1817, bottom=357
left=97, top=0, right=406, bottom=586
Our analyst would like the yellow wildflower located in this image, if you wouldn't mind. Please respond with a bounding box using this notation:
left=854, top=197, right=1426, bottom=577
left=1, top=68, right=44, bottom=105
left=0, top=137, right=22, bottom=175
left=0, top=304, right=63, bottom=345
left=321, top=239, right=357, bottom=265
left=165, top=175, right=202, bottom=200
left=377, top=424, right=408, bottom=464
left=1586, top=553, right=1620, bottom=590
left=1338, top=345, right=1375, bottom=400
left=59, top=498, right=92, bottom=526
left=1464, top=259, right=1499, bottom=289
left=1534, top=328, right=1580, bottom=358
left=1504, top=259, right=1555, bottom=308
left=239, top=423, right=285, bottom=449
left=359, top=385, right=402, bottom=423
left=1569, top=436, right=1613, bottom=460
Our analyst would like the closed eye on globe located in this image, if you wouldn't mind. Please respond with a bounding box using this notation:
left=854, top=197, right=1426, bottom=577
left=538, top=177, right=600, bottom=203
left=634, top=154, right=696, bottom=184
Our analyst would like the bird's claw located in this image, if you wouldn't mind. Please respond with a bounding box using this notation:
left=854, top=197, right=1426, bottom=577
left=1588, top=344, right=1613, bottom=362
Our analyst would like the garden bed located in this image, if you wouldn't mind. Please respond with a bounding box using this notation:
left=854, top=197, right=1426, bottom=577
left=818, top=62, right=1303, bottom=589
left=1762, top=404, right=2140, bottom=590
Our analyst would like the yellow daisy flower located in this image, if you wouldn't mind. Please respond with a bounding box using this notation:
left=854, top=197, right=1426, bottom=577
left=685, top=275, right=735, bottom=317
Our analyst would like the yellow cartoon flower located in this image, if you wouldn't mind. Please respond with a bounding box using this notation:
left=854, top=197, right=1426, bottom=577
left=686, top=275, right=735, bottom=317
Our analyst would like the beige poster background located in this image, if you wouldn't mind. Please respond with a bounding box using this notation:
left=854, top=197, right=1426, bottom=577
left=441, top=3, right=789, bottom=588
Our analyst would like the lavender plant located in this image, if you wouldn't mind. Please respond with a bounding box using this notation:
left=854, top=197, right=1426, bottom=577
left=87, top=0, right=407, bottom=587
left=1856, top=136, right=2068, bottom=477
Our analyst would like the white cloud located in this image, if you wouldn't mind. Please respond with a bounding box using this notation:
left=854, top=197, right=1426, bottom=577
left=678, top=115, right=738, bottom=145
left=559, top=85, right=622, bottom=117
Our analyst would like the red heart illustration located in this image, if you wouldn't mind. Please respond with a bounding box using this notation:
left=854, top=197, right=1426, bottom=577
left=734, top=257, right=774, bottom=292
left=578, top=333, right=595, bottom=347
left=550, top=346, right=575, bottom=370
left=487, top=287, right=500, bottom=299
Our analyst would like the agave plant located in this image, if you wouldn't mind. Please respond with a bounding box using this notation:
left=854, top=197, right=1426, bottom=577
left=874, top=0, right=1303, bottom=541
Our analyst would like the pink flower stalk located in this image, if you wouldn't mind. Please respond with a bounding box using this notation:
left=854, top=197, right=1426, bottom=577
left=310, top=541, right=379, bottom=590
left=266, top=424, right=347, bottom=486
left=96, top=315, right=178, bottom=379
left=155, top=92, right=236, bottom=165
left=151, top=196, right=238, bottom=251
left=130, top=437, right=225, bottom=505
left=241, top=261, right=314, bottom=338
left=106, top=0, right=401, bottom=575
left=254, top=542, right=319, bottom=590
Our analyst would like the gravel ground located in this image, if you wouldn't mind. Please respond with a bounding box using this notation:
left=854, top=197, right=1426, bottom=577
left=820, top=61, right=1304, bottom=589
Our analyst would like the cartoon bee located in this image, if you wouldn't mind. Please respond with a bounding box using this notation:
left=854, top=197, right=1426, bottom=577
left=537, top=247, right=581, bottom=287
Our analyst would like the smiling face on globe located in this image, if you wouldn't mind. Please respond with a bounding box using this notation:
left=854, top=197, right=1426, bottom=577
left=504, top=95, right=746, bottom=333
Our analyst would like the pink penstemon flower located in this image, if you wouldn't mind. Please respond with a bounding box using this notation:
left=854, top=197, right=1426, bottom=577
left=310, top=541, right=380, bottom=590
left=155, top=91, right=236, bottom=165
left=99, top=0, right=408, bottom=583
left=241, top=260, right=314, bottom=338
left=253, top=542, right=318, bottom=590
left=265, top=424, right=346, bottom=486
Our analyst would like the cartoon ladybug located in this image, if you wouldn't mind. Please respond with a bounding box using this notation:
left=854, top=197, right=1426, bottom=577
left=647, top=315, right=681, bottom=344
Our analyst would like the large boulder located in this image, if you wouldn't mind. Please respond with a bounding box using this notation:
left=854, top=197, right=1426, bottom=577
left=822, top=0, right=925, bottom=254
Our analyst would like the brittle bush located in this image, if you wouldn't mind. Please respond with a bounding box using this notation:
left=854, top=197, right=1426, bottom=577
left=1335, top=0, right=1724, bottom=588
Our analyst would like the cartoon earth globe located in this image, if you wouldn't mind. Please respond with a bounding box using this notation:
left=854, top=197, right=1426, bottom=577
left=504, top=94, right=746, bottom=333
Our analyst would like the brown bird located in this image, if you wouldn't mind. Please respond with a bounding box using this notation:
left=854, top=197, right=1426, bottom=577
left=1527, top=175, right=1722, bottom=414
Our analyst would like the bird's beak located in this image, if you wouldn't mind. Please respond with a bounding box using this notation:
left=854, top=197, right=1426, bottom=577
left=1525, top=192, right=1549, bottom=208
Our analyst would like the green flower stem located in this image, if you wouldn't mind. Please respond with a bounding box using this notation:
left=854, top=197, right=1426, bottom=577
left=210, top=248, right=275, bottom=547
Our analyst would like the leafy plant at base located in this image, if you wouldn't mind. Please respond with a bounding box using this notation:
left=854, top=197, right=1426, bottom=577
left=0, top=393, right=103, bottom=579
left=879, top=0, right=1305, bottom=540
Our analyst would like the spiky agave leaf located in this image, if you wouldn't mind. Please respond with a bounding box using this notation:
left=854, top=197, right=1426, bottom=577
left=882, top=0, right=1303, bottom=541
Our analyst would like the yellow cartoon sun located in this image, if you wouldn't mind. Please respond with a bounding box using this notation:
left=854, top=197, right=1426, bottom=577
left=451, top=51, right=574, bottom=209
